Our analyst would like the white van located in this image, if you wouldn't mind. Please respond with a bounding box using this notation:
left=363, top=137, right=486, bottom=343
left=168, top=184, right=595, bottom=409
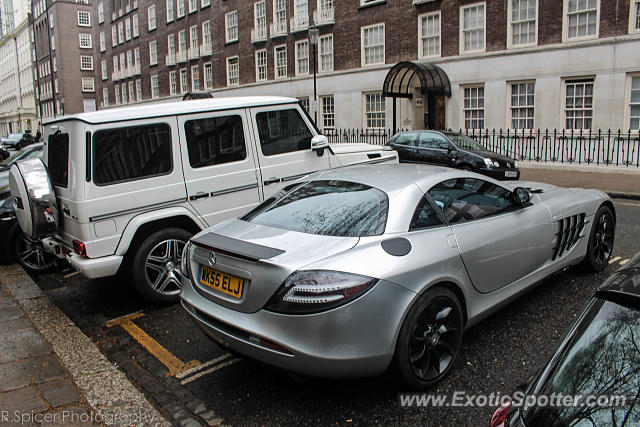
left=10, top=96, right=397, bottom=303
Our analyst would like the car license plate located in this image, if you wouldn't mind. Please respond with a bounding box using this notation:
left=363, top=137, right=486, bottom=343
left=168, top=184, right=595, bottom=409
left=505, top=171, right=517, bottom=178
left=199, top=265, right=244, bottom=299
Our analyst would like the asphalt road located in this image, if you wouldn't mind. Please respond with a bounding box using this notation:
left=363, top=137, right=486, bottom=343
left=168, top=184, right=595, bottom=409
left=29, top=199, right=640, bottom=426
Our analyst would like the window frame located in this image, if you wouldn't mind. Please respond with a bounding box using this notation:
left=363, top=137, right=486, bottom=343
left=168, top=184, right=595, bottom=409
left=177, top=0, right=185, bottom=18
left=319, top=34, right=333, bottom=73
left=255, top=1, right=267, bottom=30
left=629, top=0, right=640, bottom=34
left=408, top=195, right=446, bottom=232
left=320, top=94, right=335, bottom=129
left=151, top=74, right=160, bottom=98
left=169, top=70, right=177, bottom=95
left=226, top=56, right=239, bottom=87
left=361, top=23, right=385, bottom=67
left=507, top=0, right=538, bottom=49
left=363, top=91, right=386, bottom=129
left=563, top=77, right=595, bottom=130
left=461, top=84, right=485, bottom=130
left=99, top=32, right=106, bottom=52
left=191, top=65, right=200, bottom=92
left=188, top=0, right=197, bottom=14
left=460, top=2, right=486, bottom=54
left=626, top=73, right=640, bottom=131
left=180, top=68, right=189, bottom=93
left=508, top=81, right=536, bottom=130
left=79, top=33, right=92, bottom=49
left=149, top=40, right=158, bottom=65
left=101, top=59, right=108, bottom=80
left=295, top=39, right=309, bottom=76
left=562, top=0, right=600, bottom=42
left=274, top=44, right=287, bottom=79
left=226, top=10, right=239, bottom=43
left=203, top=62, right=213, bottom=89
left=80, top=55, right=94, bottom=71
left=255, top=49, right=268, bottom=82
left=81, top=77, right=95, bottom=92
left=167, top=0, right=174, bottom=22
left=148, top=5, right=157, bottom=31
left=77, top=10, right=91, bottom=26
left=133, top=13, right=139, bottom=38
left=418, top=11, right=441, bottom=59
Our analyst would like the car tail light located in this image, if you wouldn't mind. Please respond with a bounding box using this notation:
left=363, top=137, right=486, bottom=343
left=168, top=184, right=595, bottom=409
left=72, top=240, right=87, bottom=256
left=180, top=241, right=192, bottom=279
left=264, top=270, right=378, bottom=315
left=490, top=401, right=512, bottom=427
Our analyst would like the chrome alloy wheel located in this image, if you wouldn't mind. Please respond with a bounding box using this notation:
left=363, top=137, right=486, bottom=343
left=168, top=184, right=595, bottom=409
left=144, top=239, right=185, bottom=296
left=408, top=296, right=462, bottom=381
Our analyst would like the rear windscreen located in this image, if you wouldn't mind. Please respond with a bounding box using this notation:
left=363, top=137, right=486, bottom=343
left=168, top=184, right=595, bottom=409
left=48, top=133, right=69, bottom=188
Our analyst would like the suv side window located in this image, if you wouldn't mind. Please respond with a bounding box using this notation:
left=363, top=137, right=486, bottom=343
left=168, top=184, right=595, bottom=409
left=428, top=178, right=517, bottom=224
left=255, top=109, right=313, bottom=156
left=184, top=115, right=246, bottom=168
left=93, top=123, right=172, bottom=186
left=48, top=133, right=69, bottom=188
left=417, top=132, right=451, bottom=150
left=409, top=196, right=444, bottom=231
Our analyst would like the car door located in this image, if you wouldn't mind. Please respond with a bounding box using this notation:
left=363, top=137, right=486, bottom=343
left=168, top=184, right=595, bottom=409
left=179, top=109, right=261, bottom=227
left=428, top=177, right=553, bottom=293
left=249, top=104, right=331, bottom=199
left=416, top=132, right=454, bottom=166
left=389, top=132, right=418, bottom=162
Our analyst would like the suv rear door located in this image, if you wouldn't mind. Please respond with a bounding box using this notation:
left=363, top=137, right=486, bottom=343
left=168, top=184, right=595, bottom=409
left=249, top=104, right=331, bottom=199
left=178, top=109, right=261, bottom=227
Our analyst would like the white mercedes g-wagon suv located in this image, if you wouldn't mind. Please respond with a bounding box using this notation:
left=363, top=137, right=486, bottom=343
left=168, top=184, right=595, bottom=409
left=9, top=96, right=397, bottom=304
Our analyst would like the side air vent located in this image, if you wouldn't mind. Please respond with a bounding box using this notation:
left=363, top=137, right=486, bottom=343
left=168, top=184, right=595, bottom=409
left=552, top=213, right=586, bottom=260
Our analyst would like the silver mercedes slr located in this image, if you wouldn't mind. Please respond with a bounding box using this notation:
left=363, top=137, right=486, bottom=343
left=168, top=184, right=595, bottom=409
left=180, top=164, right=615, bottom=389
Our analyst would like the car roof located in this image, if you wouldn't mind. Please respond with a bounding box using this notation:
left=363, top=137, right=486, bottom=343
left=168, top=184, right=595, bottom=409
left=43, top=96, right=298, bottom=125
left=307, top=163, right=472, bottom=193
left=597, top=252, right=640, bottom=304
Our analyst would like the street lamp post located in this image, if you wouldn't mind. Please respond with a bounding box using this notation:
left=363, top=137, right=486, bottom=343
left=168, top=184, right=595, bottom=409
left=309, top=25, right=319, bottom=126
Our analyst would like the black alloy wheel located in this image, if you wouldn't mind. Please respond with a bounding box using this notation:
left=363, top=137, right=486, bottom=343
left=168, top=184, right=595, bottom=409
left=14, top=233, right=58, bottom=273
left=583, top=205, right=615, bottom=272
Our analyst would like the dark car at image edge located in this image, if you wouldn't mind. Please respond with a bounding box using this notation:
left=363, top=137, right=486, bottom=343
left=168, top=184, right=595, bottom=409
left=387, top=130, right=520, bottom=180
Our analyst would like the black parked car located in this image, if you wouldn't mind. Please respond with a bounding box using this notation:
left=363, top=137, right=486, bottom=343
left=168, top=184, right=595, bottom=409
left=491, top=253, right=640, bottom=427
left=0, top=185, right=58, bottom=273
left=387, top=130, right=520, bottom=180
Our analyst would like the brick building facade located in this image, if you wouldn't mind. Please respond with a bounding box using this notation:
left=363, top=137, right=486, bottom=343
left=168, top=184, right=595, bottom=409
left=33, top=0, right=640, bottom=131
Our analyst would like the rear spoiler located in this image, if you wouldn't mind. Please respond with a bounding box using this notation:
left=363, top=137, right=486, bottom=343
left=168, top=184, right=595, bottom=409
left=191, top=232, right=285, bottom=262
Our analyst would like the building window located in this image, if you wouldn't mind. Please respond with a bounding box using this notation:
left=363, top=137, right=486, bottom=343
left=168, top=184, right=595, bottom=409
left=136, top=79, right=142, bottom=101
left=226, top=11, right=238, bottom=43
left=135, top=47, right=140, bottom=68
left=102, top=87, right=109, bottom=107
left=180, top=68, right=189, bottom=93
left=203, top=21, right=211, bottom=50
left=293, top=0, right=309, bottom=27
left=99, top=32, right=106, bottom=52
left=201, top=0, right=210, bottom=8
left=148, top=5, right=156, bottom=31
left=118, top=22, right=124, bottom=43
left=151, top=75, right=159, bottom=98
left=510, top=82, right=535, bottom=129
left=190, top=25, right=199, bottom=52
left=101, top=60, right=107, bottom=80
left=191, top=66, right=200, bottom=91
left=419, top=12, right=440, bottom=58
left=298, top=96, right=310, bottom=113
left=115, top=85, right=121, bottom=104
left=112, top=26, right=118, bottom=47
left=128, top=81, right=134, bottom=102
left=79, top=33, right=92, bottom=49
left=463, top=85, right=485, bottom=129
left=364, top=92, right=385, bottom=129
left=564, top=0, right=599, bottom=40
left=255, top=1, right=266, bottom=32
left=177, top=0, right=185, bottom=17
left=227, top=56, right=239, bottom=86
left=98, top=2, right=104, bottom=23
left=564, top=79, right=594, bottom=129
left=82, top=77, right=95, bottom=92
left=125, top=18, right=131, bottom=40
left=149, top=40, right=158, bottom=65
left=204, top=62, right=213, bottom=89
left=361, top=24, right=385, bottom=66
left=508, top=0, right=537, bottom=48
left=256, top=49, right=267, bottom=81
left=122, top=83, right=128, bottom=104
left=167, top=0, right=174, bottom=22
left=320, top=95, right=335, bottom=129
left=274, top=0, right=286, bottom=25
left=275, top=45, right=287, bottom=79
left=319, top=34, right=333, bottom=73
left=631, top=0, right=640, bottom=33
left=189, top=0, right=197, bottom=13
left=77, top=11, right=90, bottom=26
left=630, top=76, right=640, bottom=129
left=295, top=40, right=309, bottom=76
left=179, top=30, right=187, bottom=53
left=80, top=55, right=93, bottom=70
left=461, top=3, right=486, bottom=53
left=127, top=50, right=133, bottom=71
left=169, top=71, right=177, bottom=95
left=133, top=14, right=139, bottom=38
left=168, top=34, right=176, bottom=58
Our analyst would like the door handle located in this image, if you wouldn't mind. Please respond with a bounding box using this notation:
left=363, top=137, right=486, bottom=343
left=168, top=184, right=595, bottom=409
left=189, top=192, right=209, bottom=201
left=264, top=177, right=282, bottom=185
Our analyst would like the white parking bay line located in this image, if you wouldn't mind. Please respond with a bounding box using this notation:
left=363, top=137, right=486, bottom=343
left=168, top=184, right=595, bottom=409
left=609, top=256, right=622, bottom=264
left=180, top=358, right=241, bottom=385
left=175, top=353, right=232, bottom=379
left=620, top=259, right=630, bottom=266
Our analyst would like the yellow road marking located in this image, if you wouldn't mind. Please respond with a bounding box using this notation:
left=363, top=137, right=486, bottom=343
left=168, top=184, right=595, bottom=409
left=106, top=312, right=200, bottom=376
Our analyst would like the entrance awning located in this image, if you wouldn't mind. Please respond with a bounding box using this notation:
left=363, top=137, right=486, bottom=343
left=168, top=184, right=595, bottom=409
left=382, top=61, right=451, bottom=99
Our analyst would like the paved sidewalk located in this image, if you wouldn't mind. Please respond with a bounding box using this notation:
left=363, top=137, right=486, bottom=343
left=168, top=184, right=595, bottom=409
left=520, top=162, right=640, bottom=199
left=0, top=264, right=168, bottom=426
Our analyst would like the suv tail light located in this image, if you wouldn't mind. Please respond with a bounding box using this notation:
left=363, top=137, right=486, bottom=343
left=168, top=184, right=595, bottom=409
left=72, top=240, right=87, bottom=257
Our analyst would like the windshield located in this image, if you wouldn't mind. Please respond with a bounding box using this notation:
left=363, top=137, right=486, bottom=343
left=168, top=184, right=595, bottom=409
left=445, top=134, right=487, bottom=151
left=241, top=180, right=388, bottom=237
left=524, top=298, right=640, bottom=426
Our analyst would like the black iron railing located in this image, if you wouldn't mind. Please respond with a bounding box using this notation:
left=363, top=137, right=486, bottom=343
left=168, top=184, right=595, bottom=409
left=323, top=128, right=640, bottom=167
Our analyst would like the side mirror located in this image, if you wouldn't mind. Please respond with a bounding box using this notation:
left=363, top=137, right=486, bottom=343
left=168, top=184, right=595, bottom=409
left=311, top=135, right=329, bottom=154
left=513, top=187, right=531, bottom=205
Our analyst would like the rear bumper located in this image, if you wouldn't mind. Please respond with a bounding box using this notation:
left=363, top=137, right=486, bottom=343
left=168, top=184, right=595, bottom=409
left=42, top=237, right=122, bottom=279
left=180, top=277, right=416, bottom=378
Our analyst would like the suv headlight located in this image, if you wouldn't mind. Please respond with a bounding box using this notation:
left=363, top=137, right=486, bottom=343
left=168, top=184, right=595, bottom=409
left=180, top=241, right=192, bottom=280
left=264, top=270, right=378, bottom=315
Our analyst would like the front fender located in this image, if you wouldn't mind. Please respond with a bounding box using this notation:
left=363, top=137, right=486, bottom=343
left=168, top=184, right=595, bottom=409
left=115, top=206, right=205, bottom=256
